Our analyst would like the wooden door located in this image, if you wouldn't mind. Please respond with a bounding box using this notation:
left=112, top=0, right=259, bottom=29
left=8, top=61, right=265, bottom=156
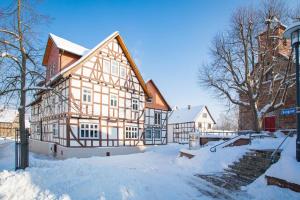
left=264, top=116, right=276, bottom=132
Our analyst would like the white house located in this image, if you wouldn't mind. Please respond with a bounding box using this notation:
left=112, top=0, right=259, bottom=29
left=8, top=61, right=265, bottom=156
left=168, top=105, right=216, bottom=143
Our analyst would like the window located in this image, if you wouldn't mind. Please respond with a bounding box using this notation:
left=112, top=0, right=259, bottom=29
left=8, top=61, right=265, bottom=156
left=125, top=126, right=138, bottom=139
left=53, top=123, right=58, bottom=136
left=132, top=99, right=139, bottom=111
left=198, top=122, right=202, bottom=128
left=202, top=113, right=207, bottom=118
left=103, top=60, right=110, bottom=73
left=146, top=98, right=152, bottom=103
left=208, top=123, right=212, bottom=129
left=145, top=129, right=152, bottom=139
left=111, top=60, right=119, bottom=76
left=120, top=65, right=126, bottom=78
left=154, top=112, right=161, bottom=125
left=265, top=70, right=273, bottom=81
left=175, top=124, right=179, bottom=129
left=154, top=129, right=161, bottom=139
left=36, top=123, right=41, bottom=135
left=83, top=89, right=92, bottom=103
left=110, top=94, right=118, bottom=107
left=80, top=123, right=98, bottom=138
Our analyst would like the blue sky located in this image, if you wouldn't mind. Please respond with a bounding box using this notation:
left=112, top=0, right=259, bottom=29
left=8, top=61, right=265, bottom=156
left=3, top=0, right=298, bottom=117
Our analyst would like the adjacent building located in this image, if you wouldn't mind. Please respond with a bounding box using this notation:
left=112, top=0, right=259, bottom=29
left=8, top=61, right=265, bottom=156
left=168, top=105, right=216, bottom=143
left=238, top=22, right=296, bottom=132
left=144, top=80, right=171, bottom=145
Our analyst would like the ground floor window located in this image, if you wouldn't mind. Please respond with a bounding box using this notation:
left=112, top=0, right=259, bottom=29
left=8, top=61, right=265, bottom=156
left=80, top=123, right=99, bottom=138
left=53, top=123, right=58, bottom=137
left=125, top=126, right=138, bottom=139
left=145, top=129, right=152, bottom=139
left=154, top=129, right=161, bottom=139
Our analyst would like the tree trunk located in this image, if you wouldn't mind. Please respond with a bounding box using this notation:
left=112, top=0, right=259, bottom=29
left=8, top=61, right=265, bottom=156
left=17, top=0, right=29, bottom=169
left=250, top=103, right=261, bottom=132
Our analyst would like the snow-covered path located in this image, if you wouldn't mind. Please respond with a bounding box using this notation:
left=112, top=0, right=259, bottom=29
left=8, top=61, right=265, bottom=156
left=0, top=142, right=206, bottom=200
left=0, top=137, right=300, bottom=200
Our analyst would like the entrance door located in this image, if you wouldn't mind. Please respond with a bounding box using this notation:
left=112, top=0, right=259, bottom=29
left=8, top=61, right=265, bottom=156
left=264, top=116, right=276, bottom=132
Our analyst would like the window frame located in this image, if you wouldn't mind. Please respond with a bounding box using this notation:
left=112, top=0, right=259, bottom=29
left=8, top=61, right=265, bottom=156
left=80, top=123, right=99, bottom=139
left=82, top=88, right=92, bottom=104
left=145, top=129, right=152, bottom=140
left=132, top=99, right=139, bottom=111
left=154, top=112, right=162, bottom=125
left=125, top=126, right=138, bottom=139
left=202, top=113, right=207, bottom=118
left=111, top=60, right=119, bottom=76
left=103, top=59, right=110, bottom=74
left=110, top=94, right=118, bottom=108
left=154, top=129, right=161, bottom=139
left=53, top=123, right=58, bottom=137
left=120, top=65, right=126, bottom=78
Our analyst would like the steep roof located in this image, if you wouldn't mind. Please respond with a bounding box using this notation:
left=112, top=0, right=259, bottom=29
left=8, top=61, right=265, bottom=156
left=145, top=80, right=171, bottom=111
left=46, top=31, right=151, bottom=97
left=169, top=105, right=216, bottom=124
left=0, top=109, right=18, bottom=123
left=49, top=33, right=90, bottom=56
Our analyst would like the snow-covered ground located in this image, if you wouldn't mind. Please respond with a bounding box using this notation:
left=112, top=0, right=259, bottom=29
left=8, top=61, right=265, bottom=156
left=0, top=136, right=300, bottom=200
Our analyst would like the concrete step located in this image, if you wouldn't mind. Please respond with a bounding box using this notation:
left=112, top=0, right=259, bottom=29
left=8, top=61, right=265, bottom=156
left=195, top=149, right=281, bottom=194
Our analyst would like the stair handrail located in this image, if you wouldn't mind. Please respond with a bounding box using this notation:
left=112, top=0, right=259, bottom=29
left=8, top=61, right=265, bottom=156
left=209, top=131, right=256, bottom=152
left=270, top=130, right=296, bottom=163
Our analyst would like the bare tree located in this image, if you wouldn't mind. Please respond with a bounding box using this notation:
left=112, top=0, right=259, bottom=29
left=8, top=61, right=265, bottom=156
left=0, top=0, right=49, bottom=169
left=199, top=1, right=295, bottom=131
left=215, top=108, right=239, bottom=131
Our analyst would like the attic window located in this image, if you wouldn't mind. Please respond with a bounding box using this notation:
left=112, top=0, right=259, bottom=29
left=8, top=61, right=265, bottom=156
left=202, top=113, right=207, bottom=118
left=103, top=60, right=110, bottom=73
left=82, top=88, right=92, bottom=103
left=111, top=60, right=119, bottom=76
left=120, top=65, right=126, bottom=78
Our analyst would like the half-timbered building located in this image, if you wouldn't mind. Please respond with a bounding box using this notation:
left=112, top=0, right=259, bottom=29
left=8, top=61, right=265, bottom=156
left=29, top=32, right=169, bottom=158
left=168, top=105, right=216, bottom=143
left=144, top=80, right=171, bottom=145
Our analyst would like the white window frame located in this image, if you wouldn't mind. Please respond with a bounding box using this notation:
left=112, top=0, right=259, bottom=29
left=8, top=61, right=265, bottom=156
left=103, top=59, right=110, bottom=74
left=80, top=123, right=99, bottom=139
left=82, top=88, right=92, bottom=104
left=132, top=99, right=139, bottom=111
left=111, top=60, right=119, bottom=76
left=125, top=126, right=138, bottom=139
left=154, top=112, right=161, bottom=125
left=110, top=94, right=118, bottom=108
left=154, top=129, right=161, bottom=139
left=120, top=65, right=126, bottom=78
left=53, top=123, right=58, bottom=137
left=145, top=129, right=152, bottom=140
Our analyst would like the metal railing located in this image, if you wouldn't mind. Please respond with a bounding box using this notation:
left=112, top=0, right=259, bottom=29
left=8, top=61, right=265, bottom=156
left=209, top=131, right=257, bottom=152
left=270, top=130, right=296, bottom=163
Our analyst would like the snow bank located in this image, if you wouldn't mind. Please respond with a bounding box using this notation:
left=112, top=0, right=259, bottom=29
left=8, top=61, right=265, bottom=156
left=0, top=136, right=299, bottom=200
left=266, top=136, right=300, bottom=185
left=0, top=138, right=14, bottom=171
left=0, top=144, right=200, bottom=200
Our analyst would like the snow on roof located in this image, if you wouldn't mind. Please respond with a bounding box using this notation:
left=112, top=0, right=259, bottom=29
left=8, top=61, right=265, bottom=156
left=49, top=33, right=90, bottom=56
left=47, top=31, right=119, bottom=84
left=169, top=105, right=205, bottom=124
left=0, top=109, right=18, bottom=123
